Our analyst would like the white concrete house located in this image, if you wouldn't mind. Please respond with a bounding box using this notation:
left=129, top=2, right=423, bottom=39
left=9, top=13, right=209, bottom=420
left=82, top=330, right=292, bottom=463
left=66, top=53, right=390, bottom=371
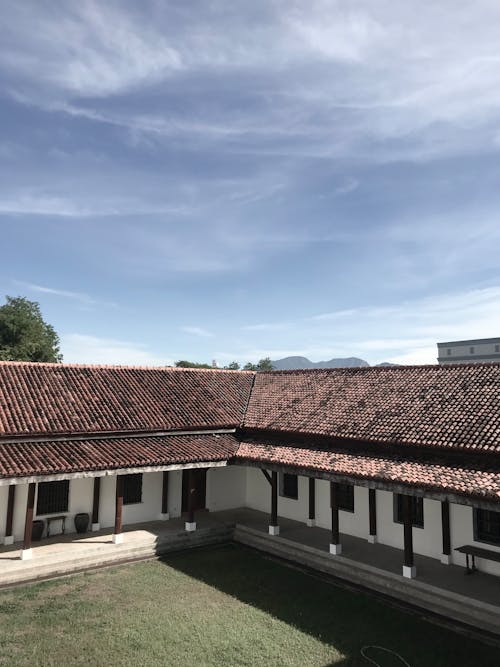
left=0, top=361, right=499, bottom=631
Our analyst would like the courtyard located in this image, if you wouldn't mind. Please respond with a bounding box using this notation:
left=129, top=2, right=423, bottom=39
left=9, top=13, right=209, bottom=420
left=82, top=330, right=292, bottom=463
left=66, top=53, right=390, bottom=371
left=0, top=543, right=497, bottom=667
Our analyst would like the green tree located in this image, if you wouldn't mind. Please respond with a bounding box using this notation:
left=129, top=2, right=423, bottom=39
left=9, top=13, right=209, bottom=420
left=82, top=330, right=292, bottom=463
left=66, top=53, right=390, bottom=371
left=243, top=358, right=274, bottom=372
left=256, top=357, right=274, bottom=371
left=174, top=358, right=274, bottom=372
left=175, top=360, right=212, bottom=369
left=0, top=296, right=62, bottom=362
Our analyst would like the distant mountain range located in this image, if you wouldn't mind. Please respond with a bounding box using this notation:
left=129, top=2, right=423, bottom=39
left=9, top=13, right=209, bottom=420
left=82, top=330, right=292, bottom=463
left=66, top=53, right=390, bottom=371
left=271, top=356, right=396, bottom=370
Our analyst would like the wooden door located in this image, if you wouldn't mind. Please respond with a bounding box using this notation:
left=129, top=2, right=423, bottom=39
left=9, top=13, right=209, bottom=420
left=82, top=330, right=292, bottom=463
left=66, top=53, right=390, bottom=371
left=181, top=468, right=207, bottom=513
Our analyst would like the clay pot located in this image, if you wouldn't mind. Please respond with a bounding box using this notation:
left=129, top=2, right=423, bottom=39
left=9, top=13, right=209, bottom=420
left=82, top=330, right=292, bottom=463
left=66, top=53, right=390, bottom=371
left=32, top=520, right=44, bottom=541
left=74, top=512, right=89, bottom=534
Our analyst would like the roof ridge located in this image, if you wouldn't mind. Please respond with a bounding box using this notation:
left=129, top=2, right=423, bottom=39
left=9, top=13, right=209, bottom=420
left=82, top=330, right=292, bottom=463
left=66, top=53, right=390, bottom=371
left=260, top=362, right=500, bottom=374
left=0, top=360, right=254, bottom=374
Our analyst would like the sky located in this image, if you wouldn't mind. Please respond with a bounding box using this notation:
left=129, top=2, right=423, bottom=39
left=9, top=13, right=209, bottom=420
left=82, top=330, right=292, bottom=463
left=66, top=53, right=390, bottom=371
left=1, top=1, right=500, bottom=367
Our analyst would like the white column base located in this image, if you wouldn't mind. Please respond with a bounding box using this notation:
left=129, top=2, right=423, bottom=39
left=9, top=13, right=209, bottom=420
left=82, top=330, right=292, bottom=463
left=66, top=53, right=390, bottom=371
left=306, top=518, right=316, bottom=527
left=269, top=525, right=280, bottom=536
left=4, top=535, right=14, bottom=546
left=440, top=554, right=451, bottom=565
left=112, top=533, right=123, bottom=544
left=329, top=543, right=342, bottom=555
left=91, top=522, right=101, bottom=532
left=158, top=513, right=170, bottom=521
left=402, top=565, right=417, bottom=579
left=185, top=521, right=197, bottom=532
left=367, top=534, right=377, bottom=544
left=20, top=548, right=32, bottom=560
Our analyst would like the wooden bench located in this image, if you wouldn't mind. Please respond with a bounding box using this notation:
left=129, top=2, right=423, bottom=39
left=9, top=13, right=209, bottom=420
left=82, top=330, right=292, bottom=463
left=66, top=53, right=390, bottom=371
left=46, top=515, right=67, bottom=538
left=455, top=544, right=500, bottom=574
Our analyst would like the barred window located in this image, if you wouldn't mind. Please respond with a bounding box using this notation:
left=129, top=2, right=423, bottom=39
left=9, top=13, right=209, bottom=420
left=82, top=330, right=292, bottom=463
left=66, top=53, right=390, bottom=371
left=337, top=484, right=354, bottom=512
left=37, top=480, right=69, bottom=515
left=123, top=474, right=143, bottom=505
left=394, top=494, right=424, bottom=528
left=474, top=509, right=500, bottom=546
left=279, top=473, right=298, bottom=500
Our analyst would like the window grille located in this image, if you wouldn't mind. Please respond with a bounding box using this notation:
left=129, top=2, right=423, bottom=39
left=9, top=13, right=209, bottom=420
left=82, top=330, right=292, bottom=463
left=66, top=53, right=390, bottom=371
left=337, top=483, right=354, bottom=512
left=279, top=473, right=298, bottom=499
left=474, top=509, right=500, bottom=546
left=37, top=480, right=69, bottom=515
left=123, top=474, right=143, bottom=505
left=394, top=494, right=424, bottom=528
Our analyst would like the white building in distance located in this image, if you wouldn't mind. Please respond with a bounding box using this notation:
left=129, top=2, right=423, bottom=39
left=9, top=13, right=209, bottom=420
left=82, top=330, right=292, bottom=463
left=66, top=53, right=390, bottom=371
left=437, top=337, right=500, bottom=364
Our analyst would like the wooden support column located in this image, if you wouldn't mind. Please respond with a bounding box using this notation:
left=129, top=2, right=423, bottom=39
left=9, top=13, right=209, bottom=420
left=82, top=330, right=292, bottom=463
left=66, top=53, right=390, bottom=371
left=329, top=482, right=342, bottom=554
left=185, top=469, right=196, bottom=531
left=159, top=471, right=170, bottom=520
left=402, top=494, right=416, bottom=578
left=307, top=477, right=316, bottom=527
left=368, top=489, right=377, bottom=543
left=112, top=475, right=124, bottom=544
left=91, top=477, right=101, bottom=531
left=269, top=471, right=279, bottom=535
left=441, top=500, right=451, bottom=564
left=21, top=483, right=36, bottom=560
left=4, top=485, right=16, bottom=545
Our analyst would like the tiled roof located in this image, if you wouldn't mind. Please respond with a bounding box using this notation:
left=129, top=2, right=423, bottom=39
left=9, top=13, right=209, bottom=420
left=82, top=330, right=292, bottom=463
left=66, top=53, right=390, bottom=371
left=243, top=364, right=500, bottom=454
left=235, top=440, right=500, bottom=502
left=0, top=362, right=499, bottom=497
left=0, top=362, right=253, bottom=437
left=0, top=433, right=238, bottom=478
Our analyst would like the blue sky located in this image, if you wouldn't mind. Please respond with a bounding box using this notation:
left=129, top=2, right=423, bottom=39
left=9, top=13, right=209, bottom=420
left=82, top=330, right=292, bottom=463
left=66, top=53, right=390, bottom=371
left=1, top=1, right=500, bottom=366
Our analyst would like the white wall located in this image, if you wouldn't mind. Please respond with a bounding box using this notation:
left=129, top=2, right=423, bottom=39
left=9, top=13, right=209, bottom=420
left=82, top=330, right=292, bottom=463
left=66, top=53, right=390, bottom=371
left=94, top=471, right=181, bottom=528
left=245, top=468, right=368, bottom=538
left=0, top=466, right=246, bottom=542
left=450, top=504, right=500, bottom=576
left=0, top=484, right=29, bottom=542
left=375, top=491, right=443, bottom=561
left=206, top=466, right=246, bottom=511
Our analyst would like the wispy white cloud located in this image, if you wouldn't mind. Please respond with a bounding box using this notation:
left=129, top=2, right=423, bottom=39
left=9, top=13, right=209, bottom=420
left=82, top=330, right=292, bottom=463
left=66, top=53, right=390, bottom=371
left=241, top=322, right=292, bottom=332
left=61, top=333, right=170, bottom=366
left=13, top=281, right=117, bottom=309
left=3, top=2, right=500, bottom=163
left=225, top=285, right=500, bottom=365
left=286, top=4, right=386, bottom=62
left=1, top=2, right=182, bottom=98
left=180, top=326, right=214, bottom=338
left=0, top=191, right=191, bottom=218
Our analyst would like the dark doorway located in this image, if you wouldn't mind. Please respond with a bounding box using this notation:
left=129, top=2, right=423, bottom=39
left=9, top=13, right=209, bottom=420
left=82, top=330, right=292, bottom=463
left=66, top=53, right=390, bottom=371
left=181, top=468, right=207, bottom=513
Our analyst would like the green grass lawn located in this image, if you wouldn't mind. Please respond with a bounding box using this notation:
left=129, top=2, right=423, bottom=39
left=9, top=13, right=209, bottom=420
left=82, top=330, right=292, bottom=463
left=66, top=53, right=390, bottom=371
left=0, top=543, right=497, bottom=666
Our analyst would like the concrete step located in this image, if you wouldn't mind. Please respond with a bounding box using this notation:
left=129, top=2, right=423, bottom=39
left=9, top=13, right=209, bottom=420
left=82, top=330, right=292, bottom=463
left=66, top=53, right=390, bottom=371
left=0, top=525, right=233, bottom=588
left=233, top=524, right=500, bottom=637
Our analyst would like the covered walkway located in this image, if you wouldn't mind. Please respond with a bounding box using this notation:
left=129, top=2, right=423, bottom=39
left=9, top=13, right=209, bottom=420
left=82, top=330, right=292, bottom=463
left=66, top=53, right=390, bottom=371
left=218, top=508, right=500, bottom=606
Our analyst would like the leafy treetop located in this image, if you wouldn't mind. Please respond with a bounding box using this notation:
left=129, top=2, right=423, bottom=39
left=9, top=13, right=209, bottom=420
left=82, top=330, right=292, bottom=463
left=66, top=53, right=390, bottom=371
left=175, top=360, right=213, bottom=369
left=0, top=296, right=62, bottom=363
left=243, top=357, right=274, bottom=371
left=175, top=358, right=274, bottom=371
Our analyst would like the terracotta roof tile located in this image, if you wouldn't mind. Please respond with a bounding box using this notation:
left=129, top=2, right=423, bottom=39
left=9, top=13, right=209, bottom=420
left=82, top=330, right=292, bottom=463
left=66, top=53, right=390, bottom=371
left=0, top=433, right=238, bottom=478
left=0, top=362, right=254, bottom=437
left=244, top=364, right=500, bottom=454
left=236, top=440, right=500, bottom=502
